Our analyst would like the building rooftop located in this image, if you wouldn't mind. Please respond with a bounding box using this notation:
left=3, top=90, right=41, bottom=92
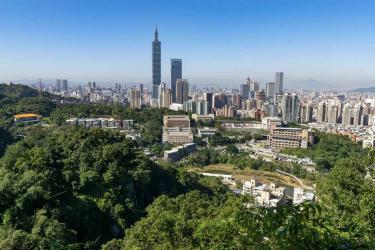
left=14, top=113, right=38, bottom=119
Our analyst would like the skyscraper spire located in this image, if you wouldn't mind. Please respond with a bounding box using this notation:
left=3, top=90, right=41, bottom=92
left=152, top=24, right=161, bottom=99
left=154, top=23, right=159, bottom=40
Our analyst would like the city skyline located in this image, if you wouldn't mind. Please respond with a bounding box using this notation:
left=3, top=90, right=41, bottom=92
left=0, top=0, right=375, bottom=88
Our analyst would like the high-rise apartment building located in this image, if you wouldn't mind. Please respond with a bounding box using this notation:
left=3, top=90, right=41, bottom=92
left=128, top=88, right=141, bottom=109
left=152, top=26, right=161, bottom=99
left=317, top=101, right=327, bottom=123
left=266, top=82, right=275, bottom=98
left=299, top=103, right=313, bottom=123
left=197, top=101, right=208, bottom=115
left=158, top=83, right=171, bottom=108
left=342, top=103, right=353, bottom=126
left=275, top=72, right=284, bottom=94
left=171, top=58, right=182, bottom=102
left=281, top=93, right=299, bottom=124
left=176, top=79, right=189, bottom=104
left=327, top=101, right=339, bottom=124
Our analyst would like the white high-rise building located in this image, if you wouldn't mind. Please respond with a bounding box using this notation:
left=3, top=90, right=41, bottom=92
left=342, top=103, right=353, bottom=126
left=281, top=92, right=299, bottom=124
left=128, top=88, right=141, bottom=109
left=316, top=101, right=327, bottom=123
left=158, top=83, right=172, bottom=108
left=327, top=101, right=339, bottom=124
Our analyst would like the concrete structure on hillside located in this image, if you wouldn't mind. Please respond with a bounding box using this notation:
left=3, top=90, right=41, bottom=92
left=164, top=143, right=196, bottom=162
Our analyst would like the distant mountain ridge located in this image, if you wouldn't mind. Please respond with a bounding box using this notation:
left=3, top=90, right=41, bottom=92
left=352, top=86, right=375, bottom=93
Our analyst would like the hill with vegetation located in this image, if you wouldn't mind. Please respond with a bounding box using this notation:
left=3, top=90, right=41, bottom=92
left=0, top=84, right=374, bottom=249
left=352, top=86, right=375, bottom=93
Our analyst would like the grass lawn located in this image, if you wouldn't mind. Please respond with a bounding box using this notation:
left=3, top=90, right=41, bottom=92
left=187, top=163, right=313, bottom=188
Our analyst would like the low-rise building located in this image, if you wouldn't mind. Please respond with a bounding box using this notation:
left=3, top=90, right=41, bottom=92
left=164, top=143, right=197, bottom=162
left=191, top=114, right=215, bottom=122
left=197, top=127, right=217, bottom=137
left=66, top=118, right=134, bottom=130
left=261, top=117, right=282, bottom=131
left=269, top=127, right=313, bottom=150
left=14, top=113, right=40, bottom=123
left=162, top=127, right=193, bottom=145
left=162, top=115, right=193, bottom=145
left=293, top=187, right=315, bottom=205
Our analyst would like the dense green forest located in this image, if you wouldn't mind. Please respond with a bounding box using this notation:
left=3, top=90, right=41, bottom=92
left=0, top=127, right=228, bottom=249
left=0, top=84, right=374, bottom=249
left=0, top=126, right=373, bottom=249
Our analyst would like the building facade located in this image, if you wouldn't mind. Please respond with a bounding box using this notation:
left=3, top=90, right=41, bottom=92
left=170, top=58, right=182, bottom=103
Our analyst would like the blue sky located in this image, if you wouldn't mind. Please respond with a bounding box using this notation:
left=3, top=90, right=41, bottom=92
left=0, top=0, right=374, bottom=88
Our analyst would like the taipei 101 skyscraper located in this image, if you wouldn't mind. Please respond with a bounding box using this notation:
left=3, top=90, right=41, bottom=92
left=152, top=25, right=161, bottom=99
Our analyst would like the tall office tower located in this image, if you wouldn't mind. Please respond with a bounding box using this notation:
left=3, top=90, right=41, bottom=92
left=56, top=79, right=62, bottom=91
left=203, top=92, right=213, bottom=113
left=197, top=101, right=208, bottom=115
left=176, top=79, right=189, bottom=104
left=171, top=58, right=182, bottom=102
left=158, top=83, right=171, bottom=108
left=240, top=84, right=249, bottom=98
left=327, top=102, right=339, bottom=124
left=139, top=83, right=144, bottom=95
left=92, top=82, right=96, bottom=89
left=128, top=88, right=141, bottom=109
left=281, top=93, right=299, bottom=124
left=266, top=82, right=275, bottom=98
left=352, top=103, right=363, bottom=126
left=275, top=72, right=284, bottom=94
left=213, top=93, right=227, bottom=110
left=342, top=103, right=353, bottom=126
left=152, top=26, right=161, bottom=99
left=62, top=79, right=68, bottom=91
left=317, top=101, right=327, bottom=123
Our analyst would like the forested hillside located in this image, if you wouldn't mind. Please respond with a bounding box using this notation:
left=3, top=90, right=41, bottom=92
left=0, top=127, right=228, bottom=249
left=0, top=84, right=374, bottom=249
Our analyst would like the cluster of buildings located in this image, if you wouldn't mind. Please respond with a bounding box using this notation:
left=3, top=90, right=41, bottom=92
left=28, top=26, right=375, bottom=150
left=242, top=179, right=314, bottom=207
left=242, top=179, right=288, bottom=207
